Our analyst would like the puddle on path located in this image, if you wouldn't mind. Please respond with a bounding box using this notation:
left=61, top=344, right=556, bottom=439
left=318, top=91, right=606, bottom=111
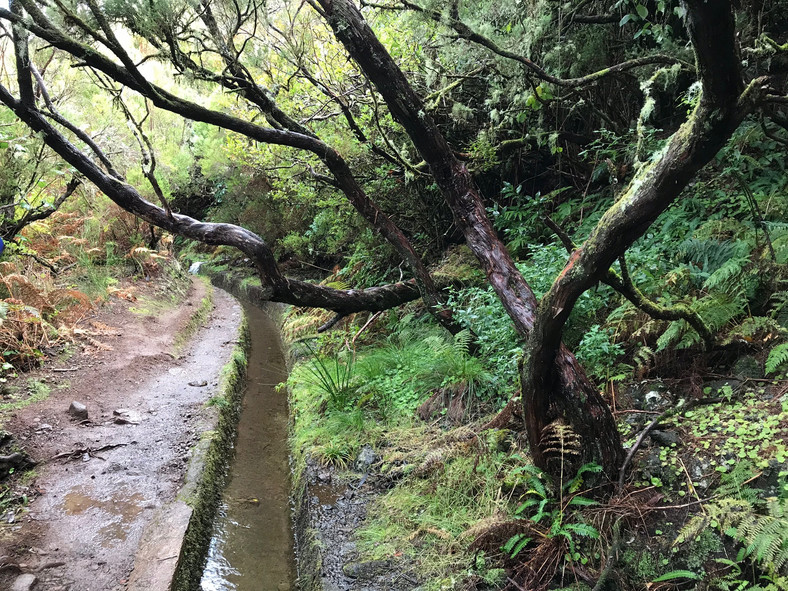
left=200, top=303, right=295, bottom=591
left=63, top=488, right=145, bottom=545
left=311, top=482, right=346, bottom=506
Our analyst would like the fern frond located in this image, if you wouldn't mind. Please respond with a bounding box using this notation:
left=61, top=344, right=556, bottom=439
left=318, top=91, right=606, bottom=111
left=633, top=346, right=655, bottom=372
left=704, top=496, right=788, bottom=575
left=703, top=256, right=750, bottom=291
left=766, top=343, right=788, bottom=375
left=452, top=329, right=473, bottom=356
left=680, top=238, right=750, bottom=275
left=324, top=280, right=350, bottom=290
left=540, top=420, right=580, bottom=472
left=656, top=319, right=685, bottom=352
left=694, top=291, right=749, bottom=331
left=674, top=514, right=709, bottom=546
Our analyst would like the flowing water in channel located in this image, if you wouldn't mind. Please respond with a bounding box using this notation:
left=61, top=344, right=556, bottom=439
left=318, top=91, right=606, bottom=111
left=200, top=303, right=296, bottom=591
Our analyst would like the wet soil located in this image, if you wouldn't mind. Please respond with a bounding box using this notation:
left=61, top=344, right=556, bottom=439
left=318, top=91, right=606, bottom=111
left=0, top=276, right=242, bottom=590
left=305, top=465, right=420, bottom=591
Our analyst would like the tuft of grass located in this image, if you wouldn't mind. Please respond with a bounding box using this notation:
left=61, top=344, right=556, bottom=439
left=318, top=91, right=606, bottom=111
left=72, top=253, right=120, bottom=301
left=357, top=437, right=517, bottom=587
left=0, top=379, right=52, bottom=424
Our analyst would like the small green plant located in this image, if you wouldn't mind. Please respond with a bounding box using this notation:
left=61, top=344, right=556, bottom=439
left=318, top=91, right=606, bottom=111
left=506, top=461, right=601, bottom=563
left=575, top=324, right=629, bottom=385
left=766, top=343, right=788, bottom=376
left=675, top=467, right=788, bottom=583
left=298, top=339, right=356, bottom=411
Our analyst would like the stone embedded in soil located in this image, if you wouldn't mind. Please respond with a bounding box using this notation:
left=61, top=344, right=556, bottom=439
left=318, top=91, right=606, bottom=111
left=342, top=560, right=390, bottom=580
left=355, top=445, right=377, bottom=472
left=648, top=429, right=680, bottom=447
left=10, top=573, right=37, bottom=591
left=113, top=409, right=141, bottom=424
left=68, top=401, right=88, bottom=420
left=187, top=380, right=208, bottom=387
left=643, top=390, right=669, bottom=410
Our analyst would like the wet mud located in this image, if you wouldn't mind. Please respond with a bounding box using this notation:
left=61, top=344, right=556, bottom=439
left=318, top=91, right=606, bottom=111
left=0, top=279, right=243, bottom=590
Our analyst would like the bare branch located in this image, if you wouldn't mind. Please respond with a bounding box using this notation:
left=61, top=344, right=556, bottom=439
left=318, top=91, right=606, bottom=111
left=0, top=81, right=424, bottom=315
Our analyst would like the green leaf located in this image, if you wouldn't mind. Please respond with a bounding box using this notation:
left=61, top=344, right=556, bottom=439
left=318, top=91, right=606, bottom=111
left=619, top=14, right=632, bottom=26
left=562, top=523, right=600, bottom=539
left=651, top=570, right=702, bottom=583
left=567, top=496, right=599, bottom=508
left=766, top=343, right=788, bottom=375
left=635, top=4, right=648, bottom=18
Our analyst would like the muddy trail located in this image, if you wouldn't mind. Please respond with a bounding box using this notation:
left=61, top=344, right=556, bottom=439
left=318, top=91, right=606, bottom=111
left=0, top=277, right=242, bottom=590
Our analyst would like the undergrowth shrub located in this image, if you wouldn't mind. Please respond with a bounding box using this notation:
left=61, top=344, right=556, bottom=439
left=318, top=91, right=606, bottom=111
left=355, top=325, right=495, bottom=418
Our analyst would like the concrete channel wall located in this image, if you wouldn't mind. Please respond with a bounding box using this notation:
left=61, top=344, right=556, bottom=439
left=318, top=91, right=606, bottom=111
left=202, top=269, right=323, bottom=591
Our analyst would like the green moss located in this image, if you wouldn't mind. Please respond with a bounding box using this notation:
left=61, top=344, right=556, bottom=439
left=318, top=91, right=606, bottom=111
left=0, top=379, right=53, bottom=425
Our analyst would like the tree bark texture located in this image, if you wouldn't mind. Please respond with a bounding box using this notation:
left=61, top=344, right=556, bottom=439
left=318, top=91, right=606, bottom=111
left=521, top=0, right=761, bottom=477
left=314, top=0, right=625, bottom=479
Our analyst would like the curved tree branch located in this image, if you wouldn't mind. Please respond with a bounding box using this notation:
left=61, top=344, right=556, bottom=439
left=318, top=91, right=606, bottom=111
left=362, top=0, right=693, bottom=88
left=0, top=82, right=423, bottom=314
left=520, top=0, right=765, bottom=475
left=2, top=0, right=462, bottom=332
left=543, top=216, right=714, bottom=349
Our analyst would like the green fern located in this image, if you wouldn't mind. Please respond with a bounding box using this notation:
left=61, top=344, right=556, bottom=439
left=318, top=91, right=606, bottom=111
left=695, top=291, right=750, bottom=331
left=656, top=319, right=686, bottom=352
left=770, top=288, right=788, bottom=329
left=766, top=343, right=788, bottom=375
left=651, top=570, right=702, bottom=583
left=633, top=345, right=655, bottom=372
left=452, top=328, right=473, bottom=355
left=697, top=497, right=788, bottom=575
left=680, top=238, right=749, bottom=275
left=733, top=498, right=788, bottom=572
left=715, top=462, right=763, bottom=504
left=703, top=255, right=751, bottom=292
left=725, top=316, right=787, bottom=345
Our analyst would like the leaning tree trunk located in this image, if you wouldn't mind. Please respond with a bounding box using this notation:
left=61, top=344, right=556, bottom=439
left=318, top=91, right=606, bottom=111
left=521, top=0, right=761, bottom=479
left=317, top=0, right=765, bottom=482
left=315, top=0, right=625, bottom=478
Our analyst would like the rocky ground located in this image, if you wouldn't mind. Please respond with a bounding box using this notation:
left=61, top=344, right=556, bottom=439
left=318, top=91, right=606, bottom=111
left=305, top=449, right=420, bottom=591
left=0, top=276, right=242, bottom=591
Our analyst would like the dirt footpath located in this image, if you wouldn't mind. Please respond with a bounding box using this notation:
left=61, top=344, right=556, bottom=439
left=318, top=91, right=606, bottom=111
left=0, top=276, right=242, bottom=591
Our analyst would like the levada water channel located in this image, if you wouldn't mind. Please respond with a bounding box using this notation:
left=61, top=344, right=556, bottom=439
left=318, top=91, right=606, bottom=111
left=200, top=300, right=296, bottom=591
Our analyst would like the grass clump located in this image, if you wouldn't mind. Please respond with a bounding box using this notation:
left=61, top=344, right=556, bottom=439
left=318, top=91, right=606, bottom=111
left=358, top=435, right=516, bottom=587
left=0, top=379, right=52, bottom=424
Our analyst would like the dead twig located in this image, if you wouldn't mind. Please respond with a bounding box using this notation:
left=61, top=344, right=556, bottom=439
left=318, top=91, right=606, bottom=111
left=47, top=442, right=128, bottom=463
